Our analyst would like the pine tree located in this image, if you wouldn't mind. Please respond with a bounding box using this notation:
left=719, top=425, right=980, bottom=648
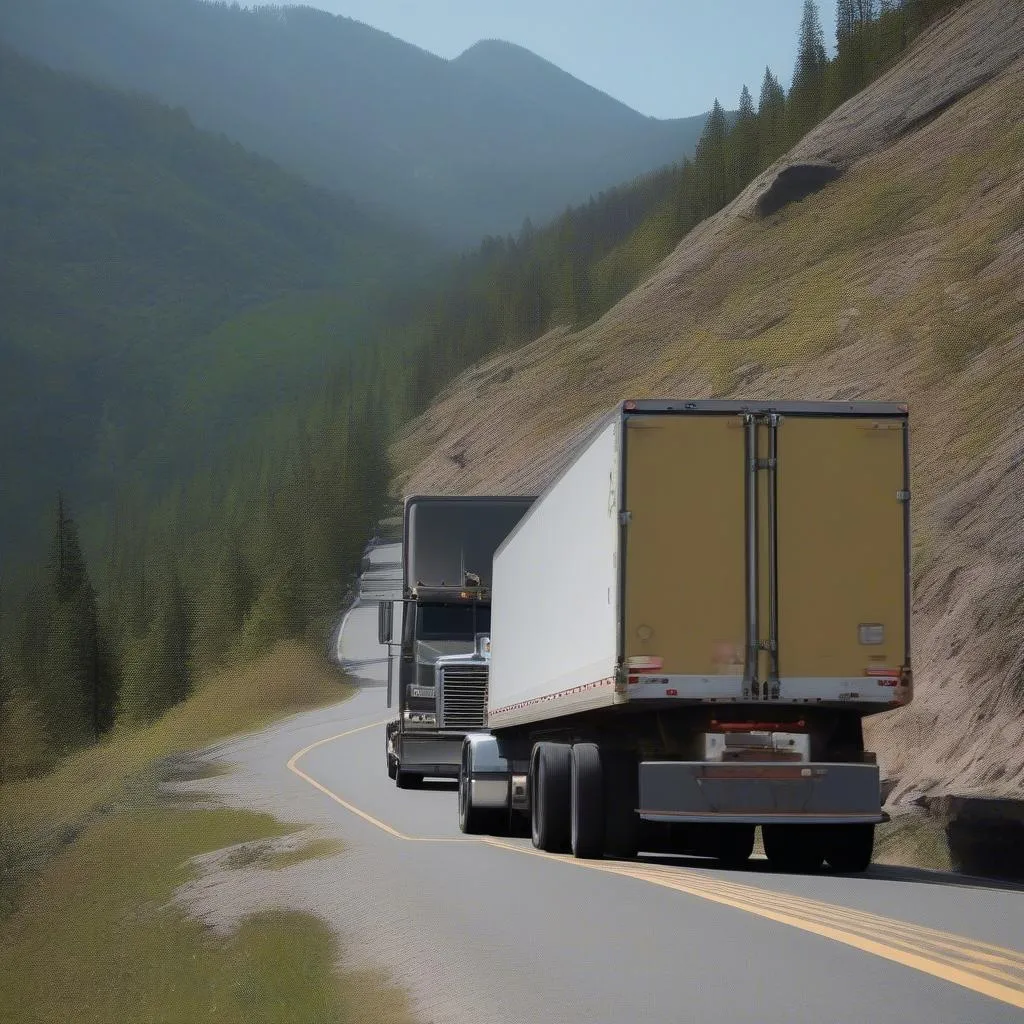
left=694, top=99, right=729, bottom=218
left=877, top=0, right=907, bottom=66
left=730, top=84, right=759, bottom=192
left=193, top=543, right=254, bottom=667
left=117, top=568, right=193, bottom=723
left=39, top=497, right=112, bottom=748
left=757, top=67, right=787, bottom=169
left=788, top=0, right=828, bottom=143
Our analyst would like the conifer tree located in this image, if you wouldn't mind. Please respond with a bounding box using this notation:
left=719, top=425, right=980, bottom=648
left=787, top=1, right=828, bottom=144
left=193, top=543, right=254, bottom=668
left=730, top=84, right=759, bottom=192
left=117, top=567, right=193, bottom=723
left=694, top=99, right=729, bottom=219
left=757, top=67, right=787, bottom=169
left=40, top=497, right=112, bottom=747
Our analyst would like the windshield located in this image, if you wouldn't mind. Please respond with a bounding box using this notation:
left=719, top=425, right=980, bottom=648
left=416, top=602, right=490, bottom=641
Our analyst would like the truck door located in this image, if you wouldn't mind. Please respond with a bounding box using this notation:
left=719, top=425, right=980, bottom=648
left=773, top=415, right=909, bottom=701
left=623, top=414, right=748, bottom=695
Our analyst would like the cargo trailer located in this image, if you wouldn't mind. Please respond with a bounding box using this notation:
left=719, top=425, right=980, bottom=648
left=457, top=400, right=912, bottom=872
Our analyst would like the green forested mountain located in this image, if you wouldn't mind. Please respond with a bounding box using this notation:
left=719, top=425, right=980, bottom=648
left=0, top=0, right=713, bottom=244
left=0, top=44, right=431, bottom=563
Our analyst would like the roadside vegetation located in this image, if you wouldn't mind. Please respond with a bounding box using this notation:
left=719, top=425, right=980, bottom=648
left=0, top=643, right=414, bottom=1023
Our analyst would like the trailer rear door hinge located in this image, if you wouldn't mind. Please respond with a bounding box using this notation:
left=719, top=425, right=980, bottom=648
left=757, top=640, right=776, bottom=652
left=754, top=458, right=777, bottom=470
left=619, top=511, right=632, bottom=525
left=897, top=490, right=911, bottom=503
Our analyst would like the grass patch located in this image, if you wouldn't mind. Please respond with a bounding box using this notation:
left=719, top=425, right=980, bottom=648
left=0, top=809, right=410, bottom=1024
left=874, top=812, right=952, bottom=872
left=1, top=642, right=351, bottom=917
left=266, top=837, right=346, bottom=871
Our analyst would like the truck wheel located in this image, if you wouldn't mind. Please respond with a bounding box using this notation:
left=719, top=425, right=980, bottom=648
left=396, top=770, right=422, bottom=790
left=530, top=742, right=571, bottom=852
left=603, top=750, right=639, bottom=859
left=570, top=743, right=605, bottom=859
left=825, top=823, right=875, bottom=873
left=763, top=825, right=825, bottom=873
left=715, top=825, right=755, bottom=868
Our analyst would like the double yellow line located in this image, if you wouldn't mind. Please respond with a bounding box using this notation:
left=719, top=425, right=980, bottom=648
left=288, top=720, right=1024, bottom=1010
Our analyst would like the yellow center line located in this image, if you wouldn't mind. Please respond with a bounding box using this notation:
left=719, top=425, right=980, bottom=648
left=286, top=719, right=475, bottom=842
left=288, top=723, right=1024, bottom=1010
left=629, top=863, right=1024, bottom=970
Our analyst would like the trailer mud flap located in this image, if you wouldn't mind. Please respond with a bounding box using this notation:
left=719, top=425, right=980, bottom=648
left=638, top=761, right=883, bottom=825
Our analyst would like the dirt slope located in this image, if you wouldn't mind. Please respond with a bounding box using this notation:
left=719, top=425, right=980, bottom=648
left=391, top=0, right=1024, bottom=801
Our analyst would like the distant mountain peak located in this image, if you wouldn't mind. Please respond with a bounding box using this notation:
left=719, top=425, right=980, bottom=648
left=454, top=38, right=550, bottom=63
left=452, top=36, right=643, bottom=120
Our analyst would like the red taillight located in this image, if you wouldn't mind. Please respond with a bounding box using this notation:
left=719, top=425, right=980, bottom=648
left=666, top=688, right=678, bottom=696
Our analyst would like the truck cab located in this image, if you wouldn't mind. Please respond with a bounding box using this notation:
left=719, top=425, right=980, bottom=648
left=379, top=495, right=533, bottom=787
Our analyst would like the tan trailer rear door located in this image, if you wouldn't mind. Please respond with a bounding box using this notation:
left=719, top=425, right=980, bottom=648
left=623, top=414, right=747, bottom=692
left=775, top=416, right=908, bottom=696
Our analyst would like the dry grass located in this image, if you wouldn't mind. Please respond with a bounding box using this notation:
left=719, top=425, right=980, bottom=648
left=874, top=812, right=953, bottom=872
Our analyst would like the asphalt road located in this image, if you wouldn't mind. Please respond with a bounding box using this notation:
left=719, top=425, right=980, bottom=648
left=197, top=542, right=1024, bottom=1024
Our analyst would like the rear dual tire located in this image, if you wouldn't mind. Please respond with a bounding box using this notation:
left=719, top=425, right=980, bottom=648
left=714, top=825, right=755, bottom=868
left=763, top=823, right=874, bottom=873
left=570, top=743, right=605, bottom=859
left=530, top=742, right=572, bottom=852
left=530, top=742, right=637, bottom=860
left=824, top=823, right=875, bottom=873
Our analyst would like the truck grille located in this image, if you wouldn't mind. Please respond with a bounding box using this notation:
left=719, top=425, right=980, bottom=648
left=439, top=665, right=488, bottom=729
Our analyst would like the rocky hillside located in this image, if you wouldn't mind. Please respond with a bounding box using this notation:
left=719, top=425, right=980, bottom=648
left=390, top=0, right=1024, bottom=801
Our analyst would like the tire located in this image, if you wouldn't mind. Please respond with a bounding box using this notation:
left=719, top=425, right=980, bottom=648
left=825, top=823, right=875, bottom=873
left=530, top=742, right=572, bottom=852
left=603, top=750, right=639, bottom=859
left=395, top=769, right=422, bottom=790
left=763, top=824, right=825, bottom=873
left=570, top=743, right=605, bottom=859
left=715, top=824, right=755, bottom=868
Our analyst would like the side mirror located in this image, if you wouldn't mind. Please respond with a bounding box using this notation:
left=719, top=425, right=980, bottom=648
left=378, top=600, right=393, bottom=645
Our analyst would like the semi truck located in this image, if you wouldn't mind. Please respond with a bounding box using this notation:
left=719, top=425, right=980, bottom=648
left=456, top=399, right=913, bottom=872
left=378, top=495, right=534, bottom=788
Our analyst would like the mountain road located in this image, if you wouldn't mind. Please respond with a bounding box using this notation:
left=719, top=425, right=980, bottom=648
left=185, top=543, right=1024, bottom=1024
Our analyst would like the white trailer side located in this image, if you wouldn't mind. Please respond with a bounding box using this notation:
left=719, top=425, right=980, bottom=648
left=488, top=418, right=620, bottom=728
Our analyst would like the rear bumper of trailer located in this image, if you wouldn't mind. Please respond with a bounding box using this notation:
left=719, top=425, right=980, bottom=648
left=638, top=761, right=885, bottom=825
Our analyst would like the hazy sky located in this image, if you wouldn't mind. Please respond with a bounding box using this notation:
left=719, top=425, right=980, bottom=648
left=281, top=1, right=838, bottom=119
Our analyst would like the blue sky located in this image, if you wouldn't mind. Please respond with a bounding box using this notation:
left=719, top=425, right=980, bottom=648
left=283, top=1, right=838, bottom=119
